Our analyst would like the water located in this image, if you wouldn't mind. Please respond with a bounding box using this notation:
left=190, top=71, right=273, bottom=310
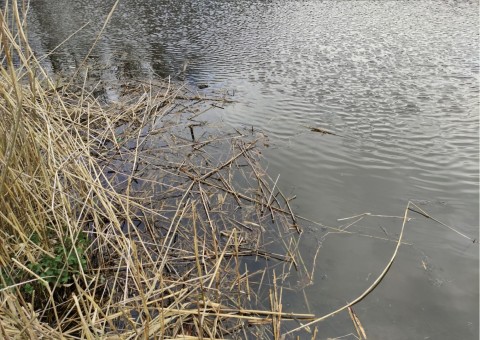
left=26, top=0, right=479, bottom=338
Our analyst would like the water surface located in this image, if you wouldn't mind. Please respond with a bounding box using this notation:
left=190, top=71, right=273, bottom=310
left=26, top=0, right=479, bottom=338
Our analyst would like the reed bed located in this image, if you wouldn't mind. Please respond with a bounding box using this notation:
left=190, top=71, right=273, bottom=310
left=0, top=2, right=312, bottom=338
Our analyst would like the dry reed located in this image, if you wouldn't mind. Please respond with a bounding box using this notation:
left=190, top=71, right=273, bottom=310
left=0, top=1, right=312, bottom=338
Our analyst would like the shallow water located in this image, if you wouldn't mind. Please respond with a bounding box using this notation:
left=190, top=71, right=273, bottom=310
left=26, top=0, right=479, bottom=338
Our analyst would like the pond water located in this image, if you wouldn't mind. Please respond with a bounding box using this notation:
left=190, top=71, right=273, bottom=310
left=26, top=0, right=478, bottom=338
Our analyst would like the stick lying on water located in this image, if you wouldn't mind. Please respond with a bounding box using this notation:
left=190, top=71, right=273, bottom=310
left=305, top=125, right=361, bottom=141
left=308, top=126, right=337, bottom=136
left=348, top=306, right=367, bottom=340
left=408, top=202, right=476, bottom=243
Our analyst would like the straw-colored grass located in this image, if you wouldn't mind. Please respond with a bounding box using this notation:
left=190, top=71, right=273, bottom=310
left=0, top=2, right=311, bottom=338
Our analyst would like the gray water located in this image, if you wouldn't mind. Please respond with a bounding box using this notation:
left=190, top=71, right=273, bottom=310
left=26, top=0, right=479, bottom=338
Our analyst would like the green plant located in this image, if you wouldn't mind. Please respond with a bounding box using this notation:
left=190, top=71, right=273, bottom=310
left=1, top=230, right=89, bottom=296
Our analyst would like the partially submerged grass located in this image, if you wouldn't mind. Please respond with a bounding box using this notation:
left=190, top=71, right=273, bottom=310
left=0, top=2, right=311, bottom=338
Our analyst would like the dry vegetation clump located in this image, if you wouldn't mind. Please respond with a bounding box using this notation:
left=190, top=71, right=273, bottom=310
left=0, top=2, right=312, bottom=338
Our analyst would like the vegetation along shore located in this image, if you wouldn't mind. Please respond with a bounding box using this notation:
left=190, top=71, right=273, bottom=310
left=0, top=2, right=313, bottom=338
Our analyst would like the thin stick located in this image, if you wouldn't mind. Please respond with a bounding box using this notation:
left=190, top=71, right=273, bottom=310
left=408, top=202, right=475, bottom=242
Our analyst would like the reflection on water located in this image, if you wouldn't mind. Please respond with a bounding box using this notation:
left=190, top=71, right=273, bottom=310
left=26, top=0, right=478, bottom=338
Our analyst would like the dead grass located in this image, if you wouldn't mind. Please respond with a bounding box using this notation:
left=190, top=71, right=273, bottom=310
left=0, top=1, right=312, bottom=338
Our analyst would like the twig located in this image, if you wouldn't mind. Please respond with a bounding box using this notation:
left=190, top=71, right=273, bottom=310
left=408, top=203, right=476, bottom=243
